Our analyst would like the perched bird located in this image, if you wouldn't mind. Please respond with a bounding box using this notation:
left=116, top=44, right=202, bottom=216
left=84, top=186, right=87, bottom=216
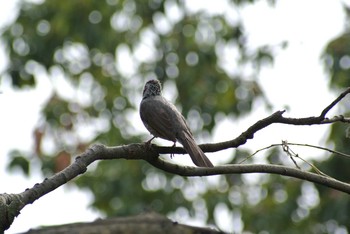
left=139, top=79, right=214, bottom=167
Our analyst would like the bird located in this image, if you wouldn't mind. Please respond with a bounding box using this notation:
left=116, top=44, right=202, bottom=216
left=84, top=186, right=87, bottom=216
left=139, top=79, right=214, bottom=168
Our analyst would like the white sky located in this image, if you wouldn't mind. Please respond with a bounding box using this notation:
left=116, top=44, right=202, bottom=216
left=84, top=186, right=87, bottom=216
left=0, top=0, right=348, bottom=233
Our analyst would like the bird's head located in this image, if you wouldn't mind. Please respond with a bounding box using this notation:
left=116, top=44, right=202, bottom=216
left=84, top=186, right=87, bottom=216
left=142, top=79, right=162, bottom=99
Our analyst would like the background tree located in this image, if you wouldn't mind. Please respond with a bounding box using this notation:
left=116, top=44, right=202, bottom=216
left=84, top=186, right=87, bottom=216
left=1, top=0, right=349, bottom=233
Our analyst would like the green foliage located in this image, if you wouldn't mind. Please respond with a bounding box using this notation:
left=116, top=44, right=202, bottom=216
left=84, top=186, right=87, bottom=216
left=3, top=0, right=349, bottom=232
left=8, top=150, right=30, bottom=176
left=77, top=160, right=197, bottom=216
left=324, top=34, right=350, bottom=88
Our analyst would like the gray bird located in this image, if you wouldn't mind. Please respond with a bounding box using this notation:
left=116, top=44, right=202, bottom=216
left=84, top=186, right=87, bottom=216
left=140, top=79, right=214, bottom=167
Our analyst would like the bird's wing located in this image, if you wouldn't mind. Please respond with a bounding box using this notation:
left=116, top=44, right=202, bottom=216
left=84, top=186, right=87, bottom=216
left=140, top=97, right=177, bottom=142
left=179, top=114, right=194, bottom=136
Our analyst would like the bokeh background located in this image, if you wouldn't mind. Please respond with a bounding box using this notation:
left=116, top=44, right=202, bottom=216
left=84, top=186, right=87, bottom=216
left=1, top=0, right=350, bottom=233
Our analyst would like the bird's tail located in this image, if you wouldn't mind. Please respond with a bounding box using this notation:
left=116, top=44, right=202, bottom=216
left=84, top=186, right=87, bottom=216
left=178, top=132, right=214, bottom=167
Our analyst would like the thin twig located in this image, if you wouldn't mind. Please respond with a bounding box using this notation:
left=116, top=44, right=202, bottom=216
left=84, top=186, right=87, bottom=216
left=320, top=87, right=350, bottom=118
left=239, top=141, right=346, bottom=177
left=282, top=140, right=301, bottom=169
left=281, top=141, right=329, bottom=177
left=238, top=144, right=279, bottom=164
left=287, top=142, right=350, bottom=160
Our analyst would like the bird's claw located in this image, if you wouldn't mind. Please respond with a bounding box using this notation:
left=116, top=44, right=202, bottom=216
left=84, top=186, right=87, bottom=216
left=170, top=142, right=176, bottom=158
left=145, top=136, right=155, bottom=149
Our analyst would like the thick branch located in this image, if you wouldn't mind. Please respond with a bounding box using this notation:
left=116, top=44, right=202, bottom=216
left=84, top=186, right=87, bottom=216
left=148, top=157, right=350, bottom=194
left=0, top=144, right=156, bottom=231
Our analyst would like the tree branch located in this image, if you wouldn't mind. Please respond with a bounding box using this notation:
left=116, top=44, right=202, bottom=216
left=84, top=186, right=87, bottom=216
left=0, top=144, right=155, bottom=231
left=200, top=87, right=350, bottom=153
left=147, top=157, right=350, bottom=194
left=1, top=88, right=350, bottom=231
left=320, top=87, right=350, bottom=118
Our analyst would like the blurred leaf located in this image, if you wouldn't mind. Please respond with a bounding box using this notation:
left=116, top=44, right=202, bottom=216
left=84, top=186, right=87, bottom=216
left=7, top=150, right=30, bottom=176
left=323, top=33, right=350, bottom=88
left=54, top=151, right=71, bottom=172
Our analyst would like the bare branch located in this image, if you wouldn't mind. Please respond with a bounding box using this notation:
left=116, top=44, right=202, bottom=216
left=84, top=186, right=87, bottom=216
left=320, top=87, right=350, bottom=118
left=148, top=157, right=350, bottom=194
left=0, top=144, right=158, bottom=231
left=197, top=87, right=350, bottom=152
